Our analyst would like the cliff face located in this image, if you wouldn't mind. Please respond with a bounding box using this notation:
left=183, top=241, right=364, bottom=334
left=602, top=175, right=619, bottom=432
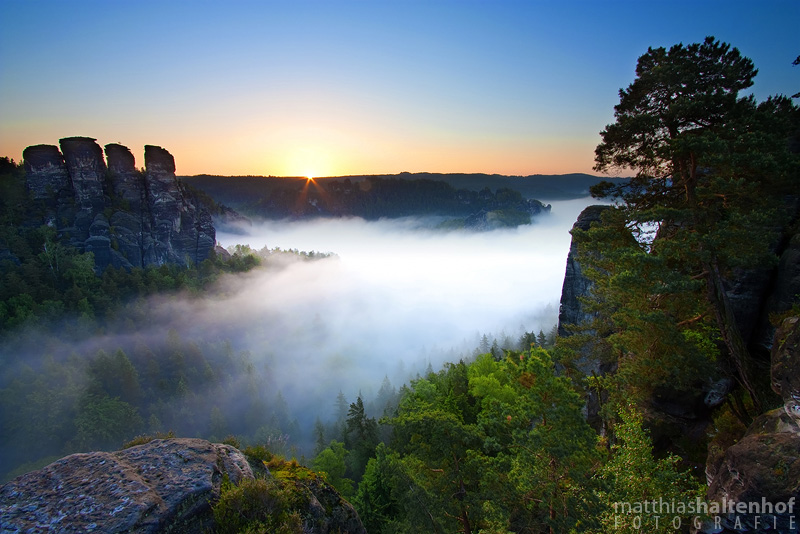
left=557, top=205, right=800, bottom=351
left=143, top=145, right=216, bottom=267
left=701, top=317, right=800, bottom=534
left=22, top=137, right=215, bottom=271
left=557, top=204, right=609, bottom=339
left=556, top=205, right=800, bottom=532
left=21, top=144, right=71, bottom=203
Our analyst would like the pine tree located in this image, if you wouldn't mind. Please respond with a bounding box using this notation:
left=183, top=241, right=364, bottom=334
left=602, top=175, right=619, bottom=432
left=592, top=405, right=702, bottom=533
left=591, top=36, right=799, bottom=415
left=537, top=329, right=547, bottom=348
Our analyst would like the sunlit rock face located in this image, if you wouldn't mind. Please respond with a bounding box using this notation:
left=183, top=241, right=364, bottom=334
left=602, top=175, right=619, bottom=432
left=0, top=438, right=253, bottom=533
left=23, top=138, right=216, bottom=270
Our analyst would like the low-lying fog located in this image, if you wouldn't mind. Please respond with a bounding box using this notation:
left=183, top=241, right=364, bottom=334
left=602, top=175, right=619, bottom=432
left=213, top=198, right=594, bottom=398
left=1, top=197, right=597, bottom=470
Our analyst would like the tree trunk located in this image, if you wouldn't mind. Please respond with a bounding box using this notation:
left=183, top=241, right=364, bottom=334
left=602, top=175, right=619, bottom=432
left=459, top=507, right=472, bottom=534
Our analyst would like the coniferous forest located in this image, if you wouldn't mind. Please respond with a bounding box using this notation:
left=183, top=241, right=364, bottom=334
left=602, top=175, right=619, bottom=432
left=1, top=38, right=799, bottom=533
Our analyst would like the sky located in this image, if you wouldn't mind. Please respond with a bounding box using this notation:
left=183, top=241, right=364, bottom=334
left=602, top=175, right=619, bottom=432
left=1, top=0, right=797, bottom=178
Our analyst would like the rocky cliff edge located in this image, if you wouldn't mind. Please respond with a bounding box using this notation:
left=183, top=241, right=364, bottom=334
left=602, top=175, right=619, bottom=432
left=0, top=437, right=366, bottom=534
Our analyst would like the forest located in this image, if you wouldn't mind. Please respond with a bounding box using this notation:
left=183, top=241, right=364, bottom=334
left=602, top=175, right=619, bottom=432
left=184, top=173, right=550, bottom=226
left=1, top=37, right=799, bottom=533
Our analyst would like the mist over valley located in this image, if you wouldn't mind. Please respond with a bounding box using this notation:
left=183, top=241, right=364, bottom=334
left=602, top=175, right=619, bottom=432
left=3, top=4, right=796, bottom=528
left=213, top=198, right=596, bottom=393
left=0, top=187, right=596, bottom=479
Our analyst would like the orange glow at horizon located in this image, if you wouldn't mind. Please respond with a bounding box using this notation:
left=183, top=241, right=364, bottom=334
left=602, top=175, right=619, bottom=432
left=70, top=131, right=599, bottom=179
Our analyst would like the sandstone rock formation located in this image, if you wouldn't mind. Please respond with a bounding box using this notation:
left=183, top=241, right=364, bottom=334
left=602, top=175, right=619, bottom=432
left=770, top=316, right=800, bottom=425
left=554, top=205, right=612, bottom=429
left=22, top=137, right=215, bottom=271
left=554, top=204, right=792, bottom=438
left=754, top=228, right=800, bottom=352
left=143, top=145, right=216, bottom=266
left=0, top=438, right=366, bottom=534
left=700, top=317, right=800, bottom=534
left=21, top=144, right=71, bottom=203
left=556, top=204, right=799, bottom=355
left=0, top=438, right=252, bottom=533
left=557, top=204, right=609, bottom=339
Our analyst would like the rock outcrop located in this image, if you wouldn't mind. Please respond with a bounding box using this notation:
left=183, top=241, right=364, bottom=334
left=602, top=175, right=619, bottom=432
left=554, top=204, right=793, bottom=438
left=0, top=438, right=252, bottom=533
left=0, top=438, right=366, bottom=534
left=557, top=204, right=609, bottom=339
left=22, top=137, right=215, bottom=271
left=556, top=204, right=800, bottom=354
left=754, top=227, right=800, bottom=352
left=21, top=145, right=71, bottom=204
left=700, top=317, right=800, bottom=534
left=554, top=205, right=613, bottom=429
left=143, top=145, right=216, bottom=266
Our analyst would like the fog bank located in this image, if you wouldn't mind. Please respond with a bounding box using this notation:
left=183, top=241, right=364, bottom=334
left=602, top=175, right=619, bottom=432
left=213, top=198, right=594, bottom=392
left=0, top=198, right=597, bottom=472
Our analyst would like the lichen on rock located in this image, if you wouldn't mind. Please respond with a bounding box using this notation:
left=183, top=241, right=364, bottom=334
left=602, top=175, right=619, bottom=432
left=0, top=438, right=366, bottom=534
left=0, top=438, right=252, bottom=533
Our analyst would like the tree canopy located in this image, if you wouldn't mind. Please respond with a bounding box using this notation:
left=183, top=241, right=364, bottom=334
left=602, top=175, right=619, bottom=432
left=587, top=36, right=799, bottom=416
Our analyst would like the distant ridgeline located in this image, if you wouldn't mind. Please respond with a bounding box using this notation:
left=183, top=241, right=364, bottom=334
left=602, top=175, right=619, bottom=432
left=22, top=137, right=215, bottom=271
left=183, top=173, right=568, bottom=229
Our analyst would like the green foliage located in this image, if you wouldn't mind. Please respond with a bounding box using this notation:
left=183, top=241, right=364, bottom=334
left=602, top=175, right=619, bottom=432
left=345, top=396, right=379, bottom=481
left=586, top=36, right=798, bottom=419
left=570, top=207, right=722, bottom=410
left=358, top=349, right=601, bottom=533
left=222, top=435, right=242, bottom=450
left=213, top=477, right=303, bottom=534
left=312, top=441, right=355, bottom=498
left=72, top=393, right=144, bottom=450
left=592, top=405, right=703, bottom=533
left=242, top=444, right=274, bottom=467
left=0, top=328, right=296, bottom=482
left=354, top=443, right=406, bottom=534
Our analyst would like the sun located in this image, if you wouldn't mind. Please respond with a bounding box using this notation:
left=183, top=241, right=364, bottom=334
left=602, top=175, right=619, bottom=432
left=284, top=147, right=332, bottom=179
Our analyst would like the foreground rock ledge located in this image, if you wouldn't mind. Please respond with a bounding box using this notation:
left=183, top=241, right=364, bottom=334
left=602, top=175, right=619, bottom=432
left=700, top=316, right=800, bottom=534
left=0, top=438, right=252, bottom=533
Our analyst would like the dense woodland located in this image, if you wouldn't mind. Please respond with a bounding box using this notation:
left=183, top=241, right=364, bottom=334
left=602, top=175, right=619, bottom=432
left=1, top=37, right=799, bottom=533
left=183, top=172, right=618, bottom=210
left=184, top=173, right=549, bottom=226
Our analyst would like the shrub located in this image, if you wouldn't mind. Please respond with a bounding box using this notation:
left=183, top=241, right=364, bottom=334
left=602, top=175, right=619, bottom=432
left=212, top=477, right=303, bottom=534
left=121, top=430, right=176, bottom=449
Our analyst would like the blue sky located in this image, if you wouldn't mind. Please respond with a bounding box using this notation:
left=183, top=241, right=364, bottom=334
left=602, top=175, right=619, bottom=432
left=1, top=0, right=797, bottom=176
